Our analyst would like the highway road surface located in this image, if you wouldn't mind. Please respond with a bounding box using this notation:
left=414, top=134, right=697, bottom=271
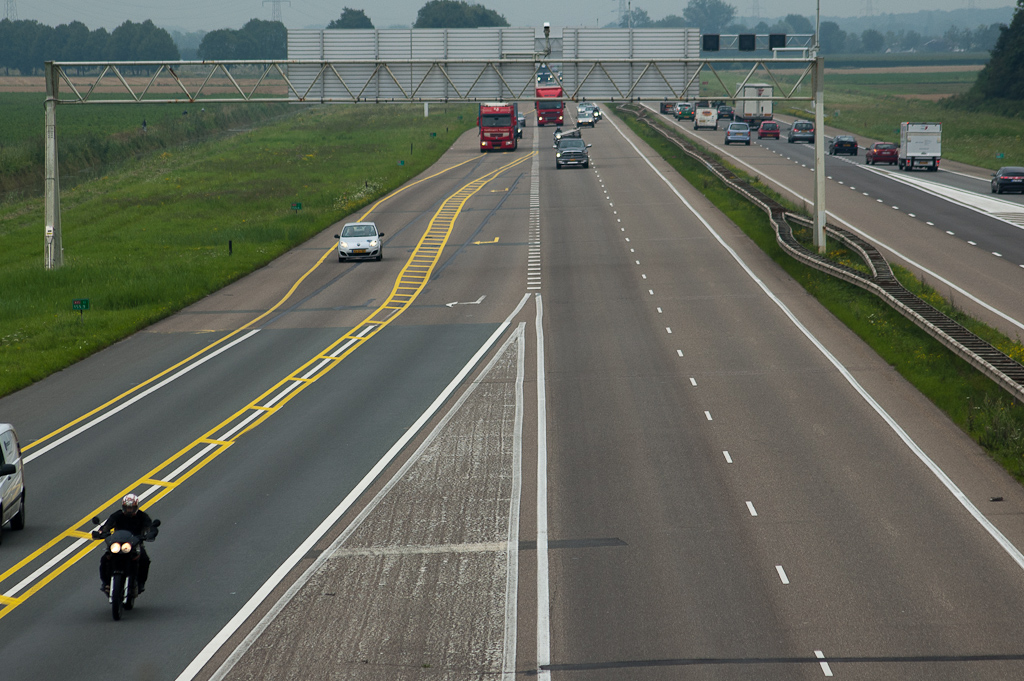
left=1, top=107, right=1024, bottom=680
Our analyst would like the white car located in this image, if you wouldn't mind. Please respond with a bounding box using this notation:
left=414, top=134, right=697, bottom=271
left=334, top=222, right=384, bottom=262
left=0, top=423, right=26, bottom=544
left=577, top=110, right=596, bottom=127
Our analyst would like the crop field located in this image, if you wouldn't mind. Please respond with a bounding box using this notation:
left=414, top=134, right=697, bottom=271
left=0, top=102, right=477, bottom=396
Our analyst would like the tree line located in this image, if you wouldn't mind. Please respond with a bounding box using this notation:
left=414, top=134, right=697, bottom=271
left=0, top=18, right=179, bottom=75
left=626, top=0, right=1005, bottom=55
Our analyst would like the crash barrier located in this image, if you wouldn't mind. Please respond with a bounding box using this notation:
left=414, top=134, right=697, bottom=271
left=620, top=103, right=1024, bottom=404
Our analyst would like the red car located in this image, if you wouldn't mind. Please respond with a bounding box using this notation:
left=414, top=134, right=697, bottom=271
left=757, top=120, right=780, bottom=139
left=866, top=142, right=898, bottom=166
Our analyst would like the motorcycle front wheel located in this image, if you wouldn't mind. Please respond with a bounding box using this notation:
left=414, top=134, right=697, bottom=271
left=111, top=575, right=124, bottom=621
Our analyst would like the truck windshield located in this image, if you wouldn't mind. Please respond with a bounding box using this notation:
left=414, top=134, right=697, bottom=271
left=538, top=103, right=562, bottom=111
left=481, top=114, right=512, bottom=127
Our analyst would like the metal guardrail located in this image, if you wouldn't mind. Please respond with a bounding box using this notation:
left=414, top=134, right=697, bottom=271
left=623, top=104, right=1024, bottom=404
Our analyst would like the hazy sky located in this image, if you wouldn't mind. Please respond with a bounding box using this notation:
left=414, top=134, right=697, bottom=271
left=13, top=0, right=1015, bottom=32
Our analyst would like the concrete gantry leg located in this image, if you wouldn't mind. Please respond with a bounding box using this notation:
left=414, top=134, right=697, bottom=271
left=44, top=61, right=63, bottom=269
left=813, top=55, right=826, bottom=253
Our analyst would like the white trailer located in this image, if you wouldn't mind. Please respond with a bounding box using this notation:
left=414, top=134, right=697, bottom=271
left=738, top=83, right=773, bottom=125
left=899, top=122, right=942, bottom=171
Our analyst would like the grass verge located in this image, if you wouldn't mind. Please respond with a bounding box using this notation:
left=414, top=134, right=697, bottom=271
left=0, top=103, right=478, bottom=397
left=617, top=105, right=1024, bottom=481
left=0, top=93, right=294, bottom=199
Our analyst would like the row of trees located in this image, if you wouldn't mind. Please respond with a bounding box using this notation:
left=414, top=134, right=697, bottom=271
left=196, top=19, right=286, bottom=60
left=0, top=19, right=179, bottom=75
left=325, top=2, right=508, bottom=30
left=626, top=0, right=1006, bottom=55
left=969, top=0, right=1024, bottom=103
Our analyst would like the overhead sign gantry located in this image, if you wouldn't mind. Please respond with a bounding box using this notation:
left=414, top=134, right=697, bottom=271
left=42, top=26, right=824, bottom=269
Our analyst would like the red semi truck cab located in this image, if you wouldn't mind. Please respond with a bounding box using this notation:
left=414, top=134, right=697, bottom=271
left=535, top=85, right=564, bottom=127
left=478, top=102, right=519, bottom=151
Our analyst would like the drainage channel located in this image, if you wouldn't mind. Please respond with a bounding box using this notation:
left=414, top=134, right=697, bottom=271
left=621, top=104, right=1024, bottom=404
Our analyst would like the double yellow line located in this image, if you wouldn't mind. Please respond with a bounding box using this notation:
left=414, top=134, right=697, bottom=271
left=0, top=150, right=536, bottom=620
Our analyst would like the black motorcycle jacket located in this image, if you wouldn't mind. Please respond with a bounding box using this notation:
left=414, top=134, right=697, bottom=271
left=95, top=509, right=153, bottom=539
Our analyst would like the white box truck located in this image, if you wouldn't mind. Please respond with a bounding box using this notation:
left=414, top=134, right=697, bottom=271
left=739, top=83, right=773, bottom=126
left=899, top=122, right=941, bottom=171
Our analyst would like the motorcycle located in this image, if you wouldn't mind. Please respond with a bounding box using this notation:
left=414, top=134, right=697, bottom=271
left=91, top=516, right=160, bottom=621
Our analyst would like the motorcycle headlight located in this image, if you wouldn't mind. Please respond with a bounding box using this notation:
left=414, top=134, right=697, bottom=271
left=110, top=543, right=121, bottom=553
left=120, top=542, right=132, bottom=553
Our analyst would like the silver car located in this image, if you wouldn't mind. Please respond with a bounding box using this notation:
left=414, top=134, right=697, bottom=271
left=0, top=423, right=26, bottom=544
left=334, top=222, right=384, bottom=262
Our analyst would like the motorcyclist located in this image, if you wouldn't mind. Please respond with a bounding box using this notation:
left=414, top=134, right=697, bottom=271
left=92, top=493, right=153, bottom=595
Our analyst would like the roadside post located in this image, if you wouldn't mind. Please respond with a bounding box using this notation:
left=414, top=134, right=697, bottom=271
left=72, top=298, right=89, bottom=321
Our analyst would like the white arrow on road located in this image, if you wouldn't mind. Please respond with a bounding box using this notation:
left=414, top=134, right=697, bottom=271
left=445, top=295, right=486, bottom=308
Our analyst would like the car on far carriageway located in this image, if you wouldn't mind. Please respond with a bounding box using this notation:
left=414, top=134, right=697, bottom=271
left=992, top=166, right=1024, bottom=194
left=724, top=122, right=751, bottom=145
left=757, top=120, right=780, bottom=139
left=674, top=102, right=695, bottom=120
left=865, top=142, right=898, bottom=165
left=828, top=135, right=858, bottom=156
left=660, top=100, right=677, bottom=114
left=788, top=119, right=814, bottom=143
left=335, top=222, right=384, bottom=262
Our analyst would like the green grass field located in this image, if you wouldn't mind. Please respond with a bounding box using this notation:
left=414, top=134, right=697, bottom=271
left=0, top=102, right=477, bottom=396
left=0, top=93, right=292, bottom=197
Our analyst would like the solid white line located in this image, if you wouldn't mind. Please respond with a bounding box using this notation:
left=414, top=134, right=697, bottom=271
left=177, top=293, right=533, bottom=681
left=815, top=650, right=834, bottom=676
left=776, top=565, right=790, bottom=584
left=536, top=293, right=552, bottom=680
left=608, top=111, right=1024, bottom=578
left=504, top=322, right=526, bottom=679
left=23, top=329, right=261, bottom=464
left=163, top=444, right=218, bottom=482
left=5, top=537, right=89, bottom=598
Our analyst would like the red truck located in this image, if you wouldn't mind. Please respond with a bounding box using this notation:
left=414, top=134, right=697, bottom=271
left=478, top=102, right=519, bottom=152
left=535, top=85, right=564, bottom=127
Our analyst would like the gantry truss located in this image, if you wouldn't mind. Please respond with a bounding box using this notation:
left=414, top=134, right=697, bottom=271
left=46, top=57, right=816, bottom=106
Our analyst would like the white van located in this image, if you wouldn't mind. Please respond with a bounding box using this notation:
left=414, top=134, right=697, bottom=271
left=692, top=107, right=716, bottom=130
left=0, top=423, right=26, bottom=544
left=694, top=107, right=718, bottom=131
